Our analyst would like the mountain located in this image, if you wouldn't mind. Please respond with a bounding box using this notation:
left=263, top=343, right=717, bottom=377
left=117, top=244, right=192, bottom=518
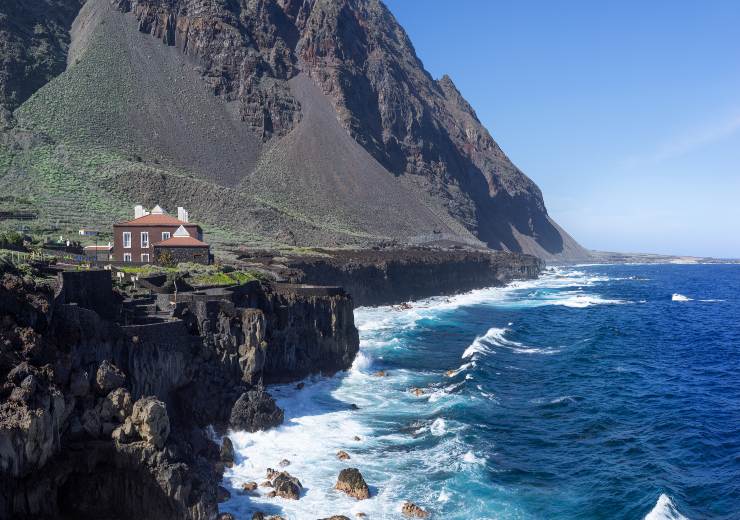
left=0, top=0, right=589, bottom=260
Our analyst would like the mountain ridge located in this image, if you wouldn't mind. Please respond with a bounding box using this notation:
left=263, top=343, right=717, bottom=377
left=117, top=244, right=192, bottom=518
left=0, top=0, right=589, bottom=260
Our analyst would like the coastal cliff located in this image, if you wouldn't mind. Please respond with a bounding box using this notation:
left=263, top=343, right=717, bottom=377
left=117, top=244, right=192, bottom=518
left=260, top=248, right=544, bottom=307
left=0, top=269, right=358, bottom=519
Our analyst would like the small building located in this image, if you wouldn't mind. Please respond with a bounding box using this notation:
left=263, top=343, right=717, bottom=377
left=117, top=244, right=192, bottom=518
left=153, top=225, right=211, bottom=265
left=83, top=243, right=113, bottom=261
left=78, top=228, right=99, bottom=237
left=112, top=205, right=208, bottom=264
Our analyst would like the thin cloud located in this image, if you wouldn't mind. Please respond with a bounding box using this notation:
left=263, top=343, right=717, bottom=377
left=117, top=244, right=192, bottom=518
left=652, top=112, right=740, bottom=162
left=624, top=111, right=740, bottom=168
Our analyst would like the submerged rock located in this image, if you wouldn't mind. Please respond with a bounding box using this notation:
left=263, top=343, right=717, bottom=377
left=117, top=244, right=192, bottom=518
left=278, top=458, right=290, bottom=467
left=335, top=468, right=370, bottom=500
left=229, top=389, right=284, bottom=432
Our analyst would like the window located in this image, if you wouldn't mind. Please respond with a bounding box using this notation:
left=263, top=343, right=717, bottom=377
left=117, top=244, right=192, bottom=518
left=141, top=231, right=149, bottom=249
left=141, top=253, right=150, bottom=263
left=123, top=231, right=131, bottom=249
left=123, top=253, right=132, bottom=262
left=161, top=231, right=171, bottom=241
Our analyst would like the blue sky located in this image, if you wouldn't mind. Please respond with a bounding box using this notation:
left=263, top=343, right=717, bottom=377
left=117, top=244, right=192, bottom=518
left=384, top=0, right=740, bottom=258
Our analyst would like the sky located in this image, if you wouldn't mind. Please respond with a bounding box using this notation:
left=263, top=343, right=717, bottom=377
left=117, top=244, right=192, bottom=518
left=384, top=0, right=740, bottom=258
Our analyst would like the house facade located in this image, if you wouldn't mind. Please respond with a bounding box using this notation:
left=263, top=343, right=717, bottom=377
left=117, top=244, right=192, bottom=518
left=153, top=226, right=211, bottom=265
left=112, top=205, right=207, bottom=264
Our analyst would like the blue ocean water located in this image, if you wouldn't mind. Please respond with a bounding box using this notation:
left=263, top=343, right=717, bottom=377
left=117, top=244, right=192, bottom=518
left=222, top=264, right=740, bottom=519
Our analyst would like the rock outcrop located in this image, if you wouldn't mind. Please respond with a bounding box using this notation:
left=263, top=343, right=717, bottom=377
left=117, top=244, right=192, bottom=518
left=0, top=270, right=359, bottom=519
left=281, top=248, right=544, bottom=306
left=335, top=468, right=370, bottom=500
left=229, top=388, right=284, bottom=433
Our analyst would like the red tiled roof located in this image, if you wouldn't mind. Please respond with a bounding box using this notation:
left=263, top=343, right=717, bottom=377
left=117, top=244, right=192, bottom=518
left=153, top=236, right=209, bottom=248
left=115, top=214, right=198, bottom=227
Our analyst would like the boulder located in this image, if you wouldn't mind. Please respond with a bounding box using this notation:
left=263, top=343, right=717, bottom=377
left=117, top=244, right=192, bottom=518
left=95, top=360, right=126, bottom=394
left=101, top=388, right=133, bottom=422
left=130, top=397, right=170, bottom=449
left=320, top=517, right=350, bottom=520
left=111, top=416, right=136, bottom=443
left=272, top=471, right=302, bottom=500
left=402, top=502, right=430, bottom=518
left=335, top=468, right=370, bottom=500
left=221, top=436, right=235, bottom=466
left=217, top=514, right=235, bottom=520
left=229, top=389, right=284, bottom=432
left=337, top=450, right=351, bottom=461
left=242, top=481, right=258, bottom=493
left=252, top=514, right=265, bottom=520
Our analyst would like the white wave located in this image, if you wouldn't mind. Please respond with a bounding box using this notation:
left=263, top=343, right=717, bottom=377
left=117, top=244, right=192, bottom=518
left=462, top=450, right=486, bottom=465
left=539, top=292, right=627, bottom=308
left=430, top=418, right=447, bottom=436
left=672, top=293, right=693, bottom=302
left=351, top=351, right=374, bottom=372
left=437, top=489, right=452, bottom=502
left=644, top=494, right=689, bottom=520
left=698, top=299, right=725, bottom=303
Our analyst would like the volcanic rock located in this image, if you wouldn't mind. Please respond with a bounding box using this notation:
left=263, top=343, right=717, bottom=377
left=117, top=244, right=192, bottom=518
left=95, top=360, right=126, bottom=394
left=272, top=471, right=302, bottom=500
left=221, top=436, right=235, bottom=467
left=335, top=468, right=370, bottom=500
left=130, top=396, right=170, bottom=449
left=229, top=389, right=284, bottom=432
left=402, top=502, right=430, bottom=518
left=337, top=450, right=351, bottom=461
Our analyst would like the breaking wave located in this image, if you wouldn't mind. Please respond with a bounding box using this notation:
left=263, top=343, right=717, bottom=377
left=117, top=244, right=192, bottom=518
left=644, top=494, right=689, bottom=520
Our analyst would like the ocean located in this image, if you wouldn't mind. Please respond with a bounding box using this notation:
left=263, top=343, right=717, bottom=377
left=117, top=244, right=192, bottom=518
left=221, top=264, right=740, bottom=519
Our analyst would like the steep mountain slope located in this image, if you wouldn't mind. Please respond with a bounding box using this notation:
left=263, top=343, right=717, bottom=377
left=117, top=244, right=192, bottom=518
left=0, top=0, right=589, bottom=260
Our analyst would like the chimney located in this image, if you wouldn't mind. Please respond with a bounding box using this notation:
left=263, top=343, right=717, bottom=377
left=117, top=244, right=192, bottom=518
left=177, top=207, right=189, bottom=223
left=134, top=205, right=144, bottom=219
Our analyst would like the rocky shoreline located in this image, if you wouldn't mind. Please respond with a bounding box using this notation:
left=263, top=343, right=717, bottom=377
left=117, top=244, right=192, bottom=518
left=239, top=248, right=544, bottom=307
left=0, top=267, right=357, bottom=519
left=1, top=249, right=541, bottom=519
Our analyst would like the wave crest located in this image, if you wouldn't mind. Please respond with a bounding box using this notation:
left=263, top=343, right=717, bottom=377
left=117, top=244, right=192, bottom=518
left=644, top=494, right=689, bottom=520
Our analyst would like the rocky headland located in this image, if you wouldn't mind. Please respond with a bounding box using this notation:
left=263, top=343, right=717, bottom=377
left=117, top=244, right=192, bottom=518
left=0, top=265, right=357, bottom=519
left=239, top=247, right=544, bottom=306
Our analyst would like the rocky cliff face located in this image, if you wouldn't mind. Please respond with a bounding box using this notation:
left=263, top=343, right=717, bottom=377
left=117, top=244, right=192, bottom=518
left=283, top=248, right=544, bottom=306
left=0, top=0, right=84, bottom=126
left=0, top=270, right=358, bottom=519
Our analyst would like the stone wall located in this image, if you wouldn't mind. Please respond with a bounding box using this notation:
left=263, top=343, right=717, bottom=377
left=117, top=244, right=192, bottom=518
left=154, top=246, right=210, bottom=265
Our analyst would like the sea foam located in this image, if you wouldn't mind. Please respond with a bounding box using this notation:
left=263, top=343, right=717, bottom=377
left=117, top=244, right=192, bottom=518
left=644, top=494, right=689, bottom=520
